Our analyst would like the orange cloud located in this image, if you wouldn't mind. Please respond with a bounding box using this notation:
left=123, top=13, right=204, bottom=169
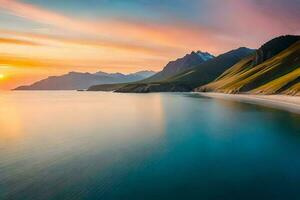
left=0, top=53, right=65, bottom=68
left=0, top=0, right=233, bottom=55
left=0, top=37, right=41, bottom=46
left=0, top=29, right=181, bottom=58
left=0, top=52, right=164, bottom=72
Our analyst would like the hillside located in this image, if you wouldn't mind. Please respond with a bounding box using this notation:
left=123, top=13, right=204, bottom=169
left=115, top=47, right=254, bottom=93
left=14, top=70, right=155, bottom=90
left=197, top=35, right=300, bottom=95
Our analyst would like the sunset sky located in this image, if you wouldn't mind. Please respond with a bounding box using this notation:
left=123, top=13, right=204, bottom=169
left=0, top=0, right=299, bottom=89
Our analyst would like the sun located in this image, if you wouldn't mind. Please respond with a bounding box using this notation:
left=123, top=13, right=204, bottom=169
left=0, top=74, right=5, bottom=79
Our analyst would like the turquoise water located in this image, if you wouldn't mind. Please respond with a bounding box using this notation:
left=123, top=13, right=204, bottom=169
left=0, top=91, right=300, bottom=200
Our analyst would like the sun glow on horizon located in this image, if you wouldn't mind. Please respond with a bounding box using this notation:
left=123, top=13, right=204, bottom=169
left=0, top=74, right=5, bottom=79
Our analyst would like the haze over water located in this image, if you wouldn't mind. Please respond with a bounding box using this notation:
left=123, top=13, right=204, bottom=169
left=1, top=91, right=300, bottom=199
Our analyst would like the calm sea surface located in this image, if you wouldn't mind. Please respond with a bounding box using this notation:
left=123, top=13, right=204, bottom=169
left=0, top=91, right=300, bottom=200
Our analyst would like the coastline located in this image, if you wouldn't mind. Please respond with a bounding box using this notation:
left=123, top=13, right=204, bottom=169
left=198, top=92, right=300, bottom=114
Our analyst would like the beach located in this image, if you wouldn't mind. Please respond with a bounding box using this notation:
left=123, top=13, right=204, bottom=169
left=198, top=92, right=300, bottom=114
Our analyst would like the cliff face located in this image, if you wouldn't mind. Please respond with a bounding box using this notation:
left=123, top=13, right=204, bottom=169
left=253, top=35, right=300, bottom=66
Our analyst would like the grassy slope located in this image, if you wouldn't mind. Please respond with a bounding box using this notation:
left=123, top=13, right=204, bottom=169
left=284, top=82, right=300, bottom=95
left=197, top=41, right=300, bottom=95
left=252, top=68, right=300, bottom=95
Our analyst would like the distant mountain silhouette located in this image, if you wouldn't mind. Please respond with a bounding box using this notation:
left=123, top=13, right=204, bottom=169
left=14, top=70, right=156, bottom=90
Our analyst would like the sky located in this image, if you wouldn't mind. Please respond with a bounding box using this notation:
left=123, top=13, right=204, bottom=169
left=0, top=0, right=299, bottom=89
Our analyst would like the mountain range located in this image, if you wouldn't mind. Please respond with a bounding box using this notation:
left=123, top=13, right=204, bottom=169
left=14, top=35, right=300, bottom=96
left=14, top=70, right=155, bottom=90
left=92, top=47, right=253, bottom=92
left=88, top=35, right=300, bottom=96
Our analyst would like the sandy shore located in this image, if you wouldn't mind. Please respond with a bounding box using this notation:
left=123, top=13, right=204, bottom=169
left=198, top=92, right=300, bottom=114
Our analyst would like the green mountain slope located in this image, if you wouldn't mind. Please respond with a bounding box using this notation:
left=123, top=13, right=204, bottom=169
left=197, top=35, right=300, bottom=95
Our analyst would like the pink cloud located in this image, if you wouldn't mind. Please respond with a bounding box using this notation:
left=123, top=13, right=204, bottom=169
left=207, top=0, right=300, bottom=47
left=0, top=0, right=238, bottom=55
